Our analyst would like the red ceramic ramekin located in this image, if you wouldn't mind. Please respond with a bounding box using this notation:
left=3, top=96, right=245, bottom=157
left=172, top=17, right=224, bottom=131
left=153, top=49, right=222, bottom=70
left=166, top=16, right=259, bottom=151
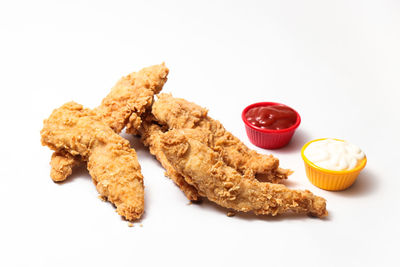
left=241, top=102, right=301, bottom=149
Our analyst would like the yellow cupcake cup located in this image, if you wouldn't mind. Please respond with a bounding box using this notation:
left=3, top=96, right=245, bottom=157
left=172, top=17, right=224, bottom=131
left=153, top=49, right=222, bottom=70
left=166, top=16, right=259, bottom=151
left=301, top=138, right=367, bottom=191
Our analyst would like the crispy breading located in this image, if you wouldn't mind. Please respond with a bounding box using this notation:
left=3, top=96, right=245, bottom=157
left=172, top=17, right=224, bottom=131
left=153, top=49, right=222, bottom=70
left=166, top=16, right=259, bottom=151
left=138, top=118, right=200, bottom=201
left=49, top=151, right=80, bottom=182
left=41, top=102, right=144, bottom=221
left=159, top=129, right=327, bottom=218
left=49, top=64, right=169, bottom=182
left=97, top=63, right=169, bottom=133
left=152, top=93, right=290, bottom=183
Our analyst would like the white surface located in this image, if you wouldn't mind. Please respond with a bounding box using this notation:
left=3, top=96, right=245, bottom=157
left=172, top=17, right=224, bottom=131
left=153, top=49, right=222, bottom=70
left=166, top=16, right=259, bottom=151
left=1, top=1, right=399, bottom=266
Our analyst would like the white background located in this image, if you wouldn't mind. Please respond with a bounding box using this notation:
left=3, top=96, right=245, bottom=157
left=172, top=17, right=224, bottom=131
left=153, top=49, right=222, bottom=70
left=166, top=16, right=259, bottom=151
left=1, top=1, right=399, bottom=266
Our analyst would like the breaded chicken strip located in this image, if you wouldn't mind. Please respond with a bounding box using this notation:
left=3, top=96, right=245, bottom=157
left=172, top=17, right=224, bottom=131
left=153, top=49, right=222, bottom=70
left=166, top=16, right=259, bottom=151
left=41, top=102, right=144, bottom=221
left=138, top=117, right=200, bottom=201
left=159, top=129, right=327, bottom=218
left=152, top=93, right=290, bottom=183
left=50, top=151, right=81, bottom=182
left=49, top=63, right=169, bottom=182
left=97, top=63, right=169, bottom=133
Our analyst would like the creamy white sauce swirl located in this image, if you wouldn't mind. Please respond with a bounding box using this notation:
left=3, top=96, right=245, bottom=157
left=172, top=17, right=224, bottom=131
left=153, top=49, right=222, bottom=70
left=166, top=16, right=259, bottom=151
left=304, top=139, right=365, bottom=171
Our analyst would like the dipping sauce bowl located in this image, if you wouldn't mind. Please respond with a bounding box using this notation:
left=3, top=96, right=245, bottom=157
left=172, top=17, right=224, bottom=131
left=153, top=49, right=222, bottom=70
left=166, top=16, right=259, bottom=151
left=301, top=138, right=367, bottom=191
left=242, top=102, right=301, bottom=149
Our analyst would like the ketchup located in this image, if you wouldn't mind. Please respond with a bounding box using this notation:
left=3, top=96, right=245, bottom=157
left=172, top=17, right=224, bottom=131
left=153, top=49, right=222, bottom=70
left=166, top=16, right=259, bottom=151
left=245, top=105, right=297, bottom=130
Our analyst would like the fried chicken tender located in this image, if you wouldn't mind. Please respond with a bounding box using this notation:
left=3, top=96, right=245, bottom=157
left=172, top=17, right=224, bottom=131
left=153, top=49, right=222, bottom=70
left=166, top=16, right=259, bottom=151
left=159, top=129, right=328, bottom=217
left=152, top=93, right=290, bottom=183
left=134, top=92, right=291, bottom=202
left=41, top=102, right=144, bottom=221
left=138, top=117, right=200, bottom=201
left=49, top=63, right=169, bottom=182
left=50, top=151, right=81, bottom=182
left=97, top=63, right=169, bottom=133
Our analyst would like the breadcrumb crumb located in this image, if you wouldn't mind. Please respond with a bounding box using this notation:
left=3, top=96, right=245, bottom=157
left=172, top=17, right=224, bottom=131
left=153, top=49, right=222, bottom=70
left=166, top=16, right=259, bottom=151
left=227, top=211, right=236, bottom=217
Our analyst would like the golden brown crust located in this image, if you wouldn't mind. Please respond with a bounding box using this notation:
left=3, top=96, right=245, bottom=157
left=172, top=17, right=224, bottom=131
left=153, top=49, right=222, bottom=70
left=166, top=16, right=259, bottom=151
left=41, top=102, right=144, bottom=221
left=97, top=63, right=169, bottom=133
left=50, top=151, right=80, bottom=182
left=138, top=118, right=200, bottom=201
left=152, top=93, right=290, bottom=183
left=48, top=64, right=169, bottom=181
left=159, top=129, right=327, bottom=218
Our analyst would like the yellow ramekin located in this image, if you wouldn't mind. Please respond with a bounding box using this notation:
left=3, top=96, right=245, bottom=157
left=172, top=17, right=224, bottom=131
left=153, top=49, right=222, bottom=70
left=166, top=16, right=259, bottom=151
left=301, top=138, right=367, bottom=191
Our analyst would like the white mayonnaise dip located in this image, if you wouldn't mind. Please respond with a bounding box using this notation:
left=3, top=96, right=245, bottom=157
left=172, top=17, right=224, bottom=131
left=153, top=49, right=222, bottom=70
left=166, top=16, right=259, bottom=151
left=304, top=139, right=365, bottom=171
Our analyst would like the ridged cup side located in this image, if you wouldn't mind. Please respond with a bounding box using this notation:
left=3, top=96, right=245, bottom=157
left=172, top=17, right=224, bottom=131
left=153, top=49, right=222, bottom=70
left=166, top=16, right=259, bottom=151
left=304, top=163, right=360, bottom=191
left=245, top=125, right=294, bottom=149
